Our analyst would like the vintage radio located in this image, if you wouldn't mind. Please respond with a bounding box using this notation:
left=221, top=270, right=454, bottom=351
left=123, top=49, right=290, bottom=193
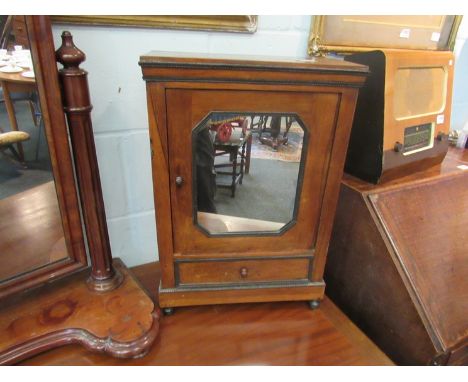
left=344, top=49, right=454, bottom=183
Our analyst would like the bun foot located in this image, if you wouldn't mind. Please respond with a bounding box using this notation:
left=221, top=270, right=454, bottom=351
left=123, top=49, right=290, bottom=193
left=308, top=300, right=320, bottom=310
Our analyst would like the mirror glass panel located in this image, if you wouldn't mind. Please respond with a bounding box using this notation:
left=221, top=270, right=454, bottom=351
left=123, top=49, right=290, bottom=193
left=193, top=112, right=307, bottom=235
left=0, top=16, right=68, bottom=283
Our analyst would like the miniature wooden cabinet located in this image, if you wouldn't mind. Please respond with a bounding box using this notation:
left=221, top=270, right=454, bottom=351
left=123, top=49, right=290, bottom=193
left=140, top=52, right=368, bottom=311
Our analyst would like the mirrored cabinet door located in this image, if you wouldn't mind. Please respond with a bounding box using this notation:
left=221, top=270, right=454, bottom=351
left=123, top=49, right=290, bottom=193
left=166, top=89, right=341, bottom=255
left=0, top=16, right=87, bottom=298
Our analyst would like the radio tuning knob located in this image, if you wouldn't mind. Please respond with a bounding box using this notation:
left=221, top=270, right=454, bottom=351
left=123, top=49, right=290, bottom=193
left=394, top=142, right=404, bottom=153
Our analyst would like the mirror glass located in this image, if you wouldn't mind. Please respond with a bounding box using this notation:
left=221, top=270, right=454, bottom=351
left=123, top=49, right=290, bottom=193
left=0, top=16, right=68, bottom=283
left=192, top=112, right=307, bottom=235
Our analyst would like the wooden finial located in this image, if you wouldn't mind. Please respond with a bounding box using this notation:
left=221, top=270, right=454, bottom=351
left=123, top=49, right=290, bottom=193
left=55, top=30, right=123, bottom=293
left=56, top=31, right=86, bottom=69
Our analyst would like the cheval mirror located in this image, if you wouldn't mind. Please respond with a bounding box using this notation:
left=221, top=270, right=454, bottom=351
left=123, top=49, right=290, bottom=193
left=0, top=15, right=87, bottom=299
left=0, top=16, right=158, bottom=365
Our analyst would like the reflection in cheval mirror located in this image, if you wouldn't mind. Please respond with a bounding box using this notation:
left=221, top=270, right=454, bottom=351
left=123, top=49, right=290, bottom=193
left=0, top=16, right=67, bottom=283
left=193, top=112, right=307, bottom=235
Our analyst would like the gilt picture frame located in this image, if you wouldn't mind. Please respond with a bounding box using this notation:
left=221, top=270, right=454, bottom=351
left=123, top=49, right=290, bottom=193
left=308, top=15, right=463, bottom=56
left=51, top=15, right=258, bottom=33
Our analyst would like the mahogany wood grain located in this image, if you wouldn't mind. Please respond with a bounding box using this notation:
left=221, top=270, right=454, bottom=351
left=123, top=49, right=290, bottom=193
left=0, top=16, right=88, bottom=300
left=177, top=258, right=310, bottom=285
left=141, top=53, right=367, bottom=307
left=139, top=51, right=369, bottom=87
left=146, top=83, right=175, bottom=288
left=55, top=31, right=122, bottom=292
left=0, top=260, right=159, bottom=365
left=325, top=146, right=468, bottom=365
left=19, top=261, right=393, bottom=366
left=140, top=51, right=370, bottom=72
left=10, top=16, right=29, bottom=48
left=370, top=172, right=468, bottom=351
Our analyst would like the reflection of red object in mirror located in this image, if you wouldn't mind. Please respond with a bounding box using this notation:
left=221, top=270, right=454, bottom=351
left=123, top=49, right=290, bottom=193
left=209, top=117, right=247, bottom=143
left=217, top=123, right=233, bottom=143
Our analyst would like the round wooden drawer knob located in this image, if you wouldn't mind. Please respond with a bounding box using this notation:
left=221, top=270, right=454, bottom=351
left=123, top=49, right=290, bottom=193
left=175, top=176, right=184, bottom=187
left=239, top=267, right=248, bottom=278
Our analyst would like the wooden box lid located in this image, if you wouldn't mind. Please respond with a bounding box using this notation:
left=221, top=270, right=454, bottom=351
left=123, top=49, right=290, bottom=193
left=139, top=51, right=369, bottom=87
left=140, top=51, right=368, bottom=72
left=368, top=169, right=468, bottom=351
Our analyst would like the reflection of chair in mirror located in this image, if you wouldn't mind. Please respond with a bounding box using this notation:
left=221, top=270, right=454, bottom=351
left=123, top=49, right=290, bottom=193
left=209, top=117, right=251, bottom=198
left=0, top=127, right=29, bottom=165
left=0, top=89, right=42, bottom=159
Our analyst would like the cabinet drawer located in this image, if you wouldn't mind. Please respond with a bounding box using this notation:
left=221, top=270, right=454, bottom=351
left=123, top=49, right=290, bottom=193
left=177, top=258, right=310, bottom=285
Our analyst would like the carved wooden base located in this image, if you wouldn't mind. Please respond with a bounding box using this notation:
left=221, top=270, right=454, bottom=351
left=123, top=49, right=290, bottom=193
left=308, top=300, right=321, bottom=310
left=86, top=268, right=124, bottom=293
left=159, top=281, right=325, bottom=309
left=0, top=259, right=159, bottom=365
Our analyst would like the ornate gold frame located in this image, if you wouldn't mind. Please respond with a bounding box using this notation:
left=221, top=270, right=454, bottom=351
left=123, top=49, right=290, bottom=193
left=51, top=16, right=258, bottom=33
left=308, top=15, right=463, bottom=56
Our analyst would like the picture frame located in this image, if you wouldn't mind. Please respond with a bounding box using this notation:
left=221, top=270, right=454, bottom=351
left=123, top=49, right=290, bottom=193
left=308, top=15, right=463, bottom=56
left=51, top=15, right=258, bottom=33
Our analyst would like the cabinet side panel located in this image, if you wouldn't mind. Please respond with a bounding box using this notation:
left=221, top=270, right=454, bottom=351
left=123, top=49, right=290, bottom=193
left=147, top=84, right=175, bottom=287
left=311, top=89, right=359, bottom=281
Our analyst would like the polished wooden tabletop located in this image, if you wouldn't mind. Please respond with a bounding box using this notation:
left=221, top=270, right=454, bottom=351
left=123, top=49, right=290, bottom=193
left=0, top=66, right=35, bottom=84
left=0, top=60, right=37, bottom=161
left=19, top=262, right=393, bottom=365
left=0, top=181, right=66, bottom=282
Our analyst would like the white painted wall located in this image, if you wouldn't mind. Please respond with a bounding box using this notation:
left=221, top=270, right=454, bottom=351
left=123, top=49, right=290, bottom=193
left=452, top=17, right=468, bottom=131
left=51, top=15, right=468, bottom=267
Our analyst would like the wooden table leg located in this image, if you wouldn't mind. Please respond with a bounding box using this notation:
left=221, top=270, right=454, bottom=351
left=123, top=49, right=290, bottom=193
left=1, top=81, right=25, bottom=161
left=245, top=133, right=252, bottom=174
left=231, top=146, right=237, bottom=198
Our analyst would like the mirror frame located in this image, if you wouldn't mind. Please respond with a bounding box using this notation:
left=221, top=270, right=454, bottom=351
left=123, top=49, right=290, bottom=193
left=0, top=16, right=88, bottom=299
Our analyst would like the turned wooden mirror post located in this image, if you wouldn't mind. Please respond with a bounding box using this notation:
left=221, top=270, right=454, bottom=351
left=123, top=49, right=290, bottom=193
left=55, top=32, right=123, bottom=292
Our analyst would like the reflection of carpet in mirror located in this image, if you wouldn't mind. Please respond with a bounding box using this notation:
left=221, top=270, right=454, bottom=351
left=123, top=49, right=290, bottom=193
left=214, top=157, right=299, bottom=224
left=249, top=123, right=304, bottom=162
